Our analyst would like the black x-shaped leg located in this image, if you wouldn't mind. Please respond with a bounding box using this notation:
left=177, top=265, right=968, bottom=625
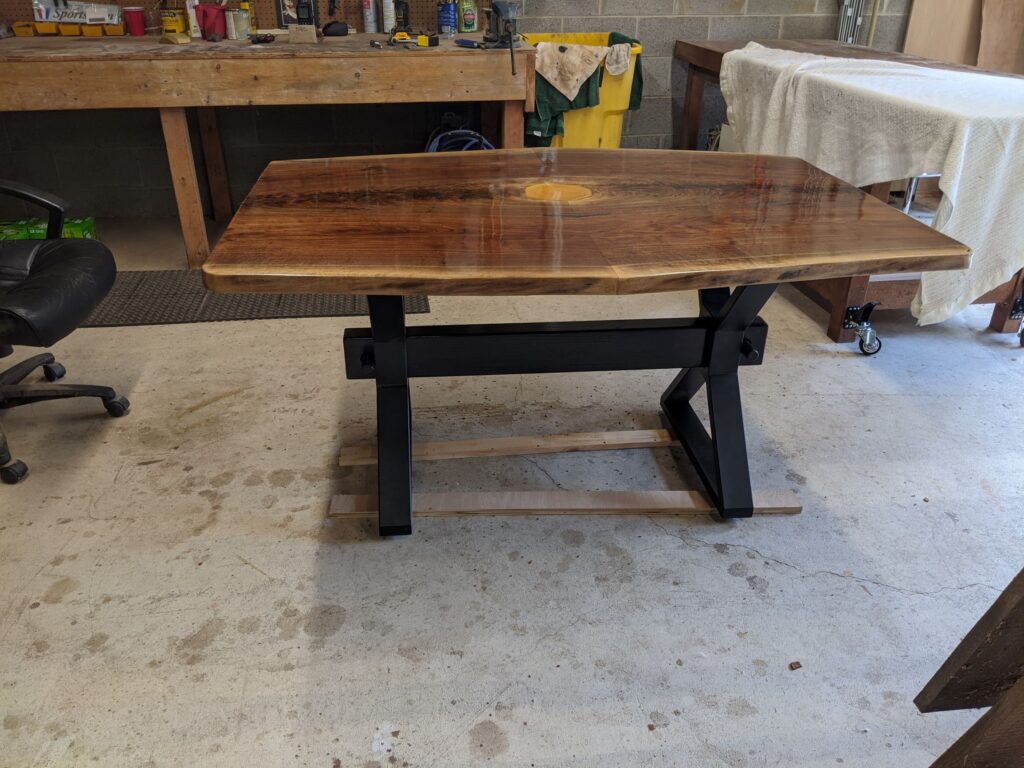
left=660, top=284, right=777, bottom=518
left=359, top=285, right=776, bottom=535
left=367, top=296, right=413, bottom=536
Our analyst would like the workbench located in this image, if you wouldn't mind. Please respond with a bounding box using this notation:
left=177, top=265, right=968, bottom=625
left=674, top=38, right=1024, bottom=341
left=204, top=148, right=968, bottom=536
left=0, top=35, right=536, bottom=268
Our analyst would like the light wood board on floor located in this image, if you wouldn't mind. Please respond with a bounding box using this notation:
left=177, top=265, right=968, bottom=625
left=328, top=490, right=802, bottom=519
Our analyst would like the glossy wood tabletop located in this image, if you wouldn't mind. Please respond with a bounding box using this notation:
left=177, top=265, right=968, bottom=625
left=204, top=149, right=971, bottom=296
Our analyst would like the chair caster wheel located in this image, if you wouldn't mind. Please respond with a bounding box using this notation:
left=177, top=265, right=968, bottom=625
left=104, top=396, right=130, bottom=418
left=42, top=362, right=66, bottom=382
left=859, top=336, right=882, bottom=356
left=1, top=460, right=29, bottom=485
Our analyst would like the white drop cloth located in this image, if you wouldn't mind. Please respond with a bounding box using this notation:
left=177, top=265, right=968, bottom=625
left=720, top=43, right=1024, bottom=325
left=536, top=42, right=609, bottom=101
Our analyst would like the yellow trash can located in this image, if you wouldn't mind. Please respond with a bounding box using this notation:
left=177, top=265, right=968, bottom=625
left=523, top=32, right=642, bottom=149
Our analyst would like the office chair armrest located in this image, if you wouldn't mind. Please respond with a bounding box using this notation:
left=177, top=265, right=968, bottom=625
left=0, top=179, right=69, bottom=239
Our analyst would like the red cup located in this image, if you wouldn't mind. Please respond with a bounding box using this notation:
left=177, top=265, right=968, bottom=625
left=123, top=6, right=145, bottom=35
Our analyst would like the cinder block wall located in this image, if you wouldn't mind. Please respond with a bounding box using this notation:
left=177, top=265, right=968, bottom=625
left=519, top=0, right=911, bottom=149
left=0, top=103, right=473, bottom=220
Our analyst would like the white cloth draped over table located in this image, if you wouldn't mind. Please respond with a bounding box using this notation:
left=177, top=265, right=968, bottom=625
left=720, top=42, right=1024, bottom=325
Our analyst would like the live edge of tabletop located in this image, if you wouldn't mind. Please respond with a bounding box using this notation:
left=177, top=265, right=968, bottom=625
left=0, top=35, right=536, bottom=270
left=203, top=148, right=970, bottom=296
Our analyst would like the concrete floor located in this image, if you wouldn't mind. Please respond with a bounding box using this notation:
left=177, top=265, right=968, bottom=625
left=1, top=221, right=1022, bottom=767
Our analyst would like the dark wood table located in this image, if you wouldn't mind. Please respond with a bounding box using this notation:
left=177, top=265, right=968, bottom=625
left=674, top=39, right=1024, bottom=342
left=204, top=148, right=968, bottom=536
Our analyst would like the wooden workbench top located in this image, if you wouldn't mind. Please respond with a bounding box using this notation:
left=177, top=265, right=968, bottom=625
left=674, top=38, right=1022, bottom=79
left=203, top=148, right=971, bottom=297
left=0, top=32, right=534, bottom=111
left=0, top=32, right=523, bottom=60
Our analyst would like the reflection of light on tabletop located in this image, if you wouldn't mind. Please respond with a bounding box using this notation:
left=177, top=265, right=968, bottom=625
left=523, top=182, right=593, bottom=203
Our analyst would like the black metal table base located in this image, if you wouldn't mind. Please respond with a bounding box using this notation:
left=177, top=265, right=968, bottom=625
left=346, top=285, right=778, bottom=536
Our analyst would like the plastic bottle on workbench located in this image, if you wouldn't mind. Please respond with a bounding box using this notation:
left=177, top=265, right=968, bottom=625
left=457, top=0, right=477, bottom=33
left=362, top=0, right=378, bottom=32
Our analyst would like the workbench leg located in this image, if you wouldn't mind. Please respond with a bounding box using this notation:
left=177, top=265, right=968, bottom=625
left=368, top=296, right=413, bottom=537
left=197, top=107, right=233, bottom=223
left=661, top=284, right=777, bottom=518
left=480, top=103, right=501, bottom=148
left=988, top=269, right=1024, bottom=333
left=501, top=100, right=525, bottom=149
left=816, top=182, right=892, bottom=342
left=866, top=181, right=892, bottom=203
left=160, top=107, right=209, bottom=269
left=678, top=65, right=705, bottom=150
left=826, top=276, right=869, bottom=343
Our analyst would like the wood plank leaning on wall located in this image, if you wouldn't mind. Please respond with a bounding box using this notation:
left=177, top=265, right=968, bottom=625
left=904, top=0, right=983, bottom=65
left=978, top=0, right=1024, bottom=74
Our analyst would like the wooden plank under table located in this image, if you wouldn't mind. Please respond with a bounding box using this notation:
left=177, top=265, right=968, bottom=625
left=0, top=35, right=535, bottom=268
left=204, top=148, right=968, bottom=536
left=673, top=38, right=1024, bottom=341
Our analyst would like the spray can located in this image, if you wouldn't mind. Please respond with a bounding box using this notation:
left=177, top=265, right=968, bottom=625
left=381, top=0, right=395, bottom=33
left=437, top=0, right=456, bottom=37
left=362, top=0, right=377, bottom=33
left=457, top=0, right=477, bottom=33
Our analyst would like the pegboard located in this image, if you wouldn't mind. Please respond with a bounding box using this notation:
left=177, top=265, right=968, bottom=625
left=1, top=0, right=441, bottom=33
left=246, top=0, right=441, bottom=33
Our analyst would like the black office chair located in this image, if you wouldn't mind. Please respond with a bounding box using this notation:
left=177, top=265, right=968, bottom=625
left=0, top=180, right=130, bottom=485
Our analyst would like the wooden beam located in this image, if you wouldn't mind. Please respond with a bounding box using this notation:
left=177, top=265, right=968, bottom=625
left=986, top=269, right=1024, bottom=333
left=679, top=67, right=709, bottom=150
left=916, top=568, right=1024, bottom=713
left=501, top=100, right=525, bottom=149
left=160, top=107, right=209, bottom=269
left=865, top=181, right=892, bottom=202
left=480, top=102, right=501, bottom=149
left=826, top=275, right=870, bottom=343
left=339, top=429, right=678, bottom=466
left=864, top=278, right=923, bottom=308
left=927, top=676, right=1024, bottom=768
left=327, top=490, right=802, bottom=518
left=196, top=107, right=233, bottom=223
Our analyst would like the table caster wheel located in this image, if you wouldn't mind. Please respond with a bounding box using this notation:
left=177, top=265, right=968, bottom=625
left=104, top=396, right=130, bottom=418
left=1, top=460, right=29, bottom=485
left=859, top=336, right=882, bottom=356
left=42, top=362, right=66, bottom=382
